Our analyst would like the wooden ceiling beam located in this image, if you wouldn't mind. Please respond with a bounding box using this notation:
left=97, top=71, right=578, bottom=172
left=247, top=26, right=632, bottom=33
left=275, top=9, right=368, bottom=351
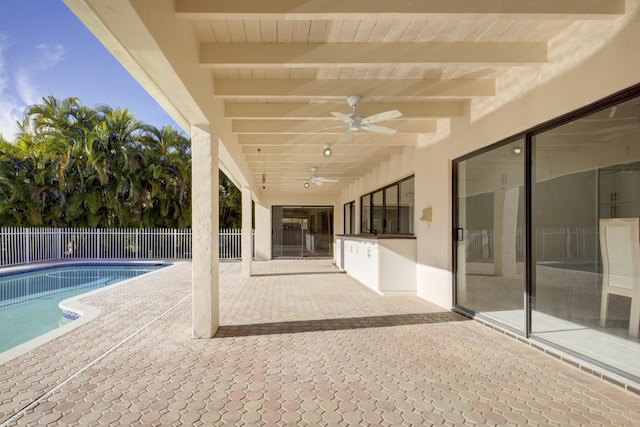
left=176, top=0, right=624, bottom=20
left=201, top=42, right=547, bottom=68
left=238, top=133, right=419, bottom=146
left=214, top=78, right=494, bottom=98
left=225, top=101, right=465, bottom=119
left=231, top=119, right=437, bottom=134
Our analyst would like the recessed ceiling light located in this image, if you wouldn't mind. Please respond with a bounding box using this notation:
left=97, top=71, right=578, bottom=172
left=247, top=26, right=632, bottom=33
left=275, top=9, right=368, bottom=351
left=323, top=145, right=332, bottom=158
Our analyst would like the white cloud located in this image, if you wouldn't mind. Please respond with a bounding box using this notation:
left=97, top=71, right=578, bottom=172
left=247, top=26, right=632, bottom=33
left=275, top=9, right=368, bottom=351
left=16, top=43, right=66, bottom=106
left=0, top=40, right=68, bottom=139
left=36, top=43, right=65, bottom=68
left=14, top=71, right=39, bottom=107
left=0, top=34, right=24, bottom=140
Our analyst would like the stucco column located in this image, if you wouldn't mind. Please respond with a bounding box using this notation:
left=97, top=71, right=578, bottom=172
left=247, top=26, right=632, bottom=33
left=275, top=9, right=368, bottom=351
left=191, top=125, right=219, bottom=338
left=254, top=202, right=272, bottom=260
left=241, top=185, right=252, bottom=276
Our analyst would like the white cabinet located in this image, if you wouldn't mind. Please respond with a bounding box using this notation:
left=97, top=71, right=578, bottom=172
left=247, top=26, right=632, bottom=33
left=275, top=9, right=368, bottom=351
left=336, top=235, right=416, bottom=296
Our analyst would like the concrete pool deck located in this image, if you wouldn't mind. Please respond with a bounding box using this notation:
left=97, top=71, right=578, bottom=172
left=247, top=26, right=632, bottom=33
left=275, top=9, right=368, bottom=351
left=1, top=260, right=640, bottom=425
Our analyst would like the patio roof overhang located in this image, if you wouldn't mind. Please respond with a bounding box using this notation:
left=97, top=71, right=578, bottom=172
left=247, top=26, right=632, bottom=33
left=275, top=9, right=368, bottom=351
left=63, top=0, right=627, bottom=200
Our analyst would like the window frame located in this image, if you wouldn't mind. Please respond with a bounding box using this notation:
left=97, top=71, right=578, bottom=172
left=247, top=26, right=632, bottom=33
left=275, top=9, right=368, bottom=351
left=360, top=175, right=414, bottom=235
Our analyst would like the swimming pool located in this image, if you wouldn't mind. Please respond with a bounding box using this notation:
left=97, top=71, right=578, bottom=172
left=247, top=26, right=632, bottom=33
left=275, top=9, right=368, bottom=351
left=0, top=263, right=166, bottom=353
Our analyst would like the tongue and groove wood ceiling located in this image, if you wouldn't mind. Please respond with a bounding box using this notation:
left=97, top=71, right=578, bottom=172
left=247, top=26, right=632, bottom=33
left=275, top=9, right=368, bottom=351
left=173, top=0, right=624, bottom=193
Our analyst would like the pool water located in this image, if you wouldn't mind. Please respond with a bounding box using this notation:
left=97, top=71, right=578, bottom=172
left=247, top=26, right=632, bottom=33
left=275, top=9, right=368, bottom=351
left=0, top=264, right=164, bottom=352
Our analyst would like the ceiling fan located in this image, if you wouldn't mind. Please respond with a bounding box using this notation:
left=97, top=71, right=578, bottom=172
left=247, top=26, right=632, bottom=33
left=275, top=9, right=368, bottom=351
left=594, top=118, right=640, bottom=141
left=590, top=107, right=640, bottom=141
left=330, top=96, right=403, bottom=142
left=308, top=167, right=338, bottom=186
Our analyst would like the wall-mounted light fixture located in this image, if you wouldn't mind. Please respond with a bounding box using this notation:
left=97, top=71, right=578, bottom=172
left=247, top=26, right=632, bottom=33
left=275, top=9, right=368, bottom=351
left=323, top=145, right=332, bottom=158
left=420, top=207, right=432, bottom=222
left=511, top=146, right=522, bottom=155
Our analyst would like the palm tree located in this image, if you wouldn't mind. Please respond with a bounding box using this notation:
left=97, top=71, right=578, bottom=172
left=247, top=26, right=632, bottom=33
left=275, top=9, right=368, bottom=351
left=219, top=170, right=241, bottom=229
left=86, top=106, right=146, bottom=226
left=17, top=97, right=103, bottom=226
left=140, top=125, right=192, bottom=227
left=0, top=96, right=197, bottom=228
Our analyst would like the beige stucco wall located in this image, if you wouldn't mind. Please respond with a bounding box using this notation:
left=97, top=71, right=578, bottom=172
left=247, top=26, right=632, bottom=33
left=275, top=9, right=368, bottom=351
left=340, top=2, right=640, bottom=309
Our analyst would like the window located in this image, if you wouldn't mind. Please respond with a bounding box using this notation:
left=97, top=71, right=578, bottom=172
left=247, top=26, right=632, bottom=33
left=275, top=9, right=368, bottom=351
left=360, top=175, right=414, bottom=235
left=361, top=194, right=371, bottom=234
left=399, top=177, right=414, bottom=234
left=385, top=185, right=399, bottom=234
left=372, top=190, right=384, bottom=233
left=344, top=201, right=355, bottom=234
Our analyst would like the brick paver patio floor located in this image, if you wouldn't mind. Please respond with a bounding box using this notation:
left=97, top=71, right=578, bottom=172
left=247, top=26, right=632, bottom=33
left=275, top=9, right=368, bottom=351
left=1, top=260, right=640, bottom=425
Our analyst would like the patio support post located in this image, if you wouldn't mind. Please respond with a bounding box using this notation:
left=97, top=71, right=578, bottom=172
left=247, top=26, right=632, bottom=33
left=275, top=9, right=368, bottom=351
left=191, top=124, right=220, bottom=338
left=254, top=203, right=272, bottom=260
left=241, top=185, right=252, bottom=276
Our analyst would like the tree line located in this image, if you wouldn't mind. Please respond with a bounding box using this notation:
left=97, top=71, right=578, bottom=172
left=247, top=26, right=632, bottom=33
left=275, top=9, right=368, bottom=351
left=0, top=96, right=193, bottom=228
left=0, top=97, right=243, bottom=229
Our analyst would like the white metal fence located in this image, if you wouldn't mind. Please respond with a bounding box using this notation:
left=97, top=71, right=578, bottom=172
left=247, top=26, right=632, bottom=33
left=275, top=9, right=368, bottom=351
left=465, top=227, right=600, bottom=262
left=0, top=227, right=250, bottom=267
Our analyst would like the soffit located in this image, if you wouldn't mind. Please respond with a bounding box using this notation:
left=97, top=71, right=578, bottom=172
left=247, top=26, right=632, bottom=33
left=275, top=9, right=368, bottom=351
left=173, top=0, right=625, bottom=194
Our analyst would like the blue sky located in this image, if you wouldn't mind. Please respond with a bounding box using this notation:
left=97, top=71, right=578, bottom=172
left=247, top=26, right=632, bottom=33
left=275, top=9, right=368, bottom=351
left=0, top=1, right=179, bottom=140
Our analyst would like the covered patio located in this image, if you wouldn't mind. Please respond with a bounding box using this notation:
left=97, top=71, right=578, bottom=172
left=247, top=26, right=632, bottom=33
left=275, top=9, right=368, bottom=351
left=59, top=0, right=633, bottom=326
left=2, top=260, right=639, bottom=425
left=58, top=0, right=640, bottom=390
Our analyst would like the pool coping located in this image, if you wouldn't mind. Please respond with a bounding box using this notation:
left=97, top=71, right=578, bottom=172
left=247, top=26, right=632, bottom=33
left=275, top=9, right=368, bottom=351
left=0, top=260, right=179, bottom=365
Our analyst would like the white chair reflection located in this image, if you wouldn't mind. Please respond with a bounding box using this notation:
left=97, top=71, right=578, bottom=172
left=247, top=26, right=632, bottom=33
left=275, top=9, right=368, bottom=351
left=599, top=218, right=640, bottom=337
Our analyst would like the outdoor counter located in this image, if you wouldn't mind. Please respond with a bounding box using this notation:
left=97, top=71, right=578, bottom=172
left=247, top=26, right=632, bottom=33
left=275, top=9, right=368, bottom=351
left=335, top=234, right=417, bottom=296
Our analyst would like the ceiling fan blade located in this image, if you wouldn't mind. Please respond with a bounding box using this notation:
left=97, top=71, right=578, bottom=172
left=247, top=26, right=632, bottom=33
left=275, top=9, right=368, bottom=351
left=317, top=178, right=338, bottom=183
left=314, top=180, right=324, bottom=186
left=362, top=109, right=402, bottom=124
left=362, top=124, right=397, bottom=135
left=339, top=129, right=353, bottom=142
left=600, top=128, right=639, bottom=141
left=592, top=119, right=640, bottom=134
left=331, top=111, right=353, bottom=122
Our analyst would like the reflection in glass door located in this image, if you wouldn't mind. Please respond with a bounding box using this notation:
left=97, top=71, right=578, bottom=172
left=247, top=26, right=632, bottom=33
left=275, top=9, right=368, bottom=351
left=530, top=96, right=640, bottom=378
left=453, top=91, right=640, bottom=381
left=599, top=166, right=640, bottom=219
left=272, top=206, right=333, bottom=258
left=455, top=140, right=526, bottom=332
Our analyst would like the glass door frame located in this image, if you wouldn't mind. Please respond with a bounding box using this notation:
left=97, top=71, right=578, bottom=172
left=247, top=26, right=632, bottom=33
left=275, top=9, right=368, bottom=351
left=272, top=205, right=334, bottom=259
left=452, top=82, right=640, bottom=341
left=452, top=135, right=529, bottom=336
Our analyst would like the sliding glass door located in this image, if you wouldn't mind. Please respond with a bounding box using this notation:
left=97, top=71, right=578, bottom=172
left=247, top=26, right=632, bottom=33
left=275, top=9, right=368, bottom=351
left=455, top=140, right=526, bottom=332
left=272, top=206, right=333, bottom=258
left=530, top=96, right=640, bottom=378
left=454, top=88, right=640, bottom=382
